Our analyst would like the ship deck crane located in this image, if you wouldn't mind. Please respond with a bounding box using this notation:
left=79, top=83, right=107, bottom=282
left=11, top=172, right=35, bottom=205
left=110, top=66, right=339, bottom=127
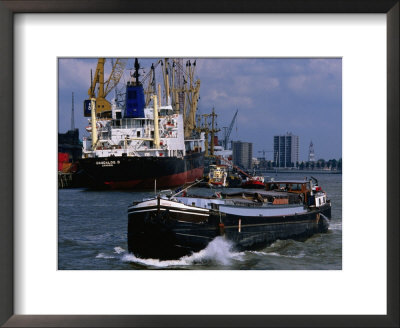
left=196, top=108, right=220, bottom=157
left=85, top=58, right=127, bottom=118
left=142, top=58, right=200, bottom=139
left=173, top=59, right=200, bottom=138
left=223, top=109, right=238, bottom=150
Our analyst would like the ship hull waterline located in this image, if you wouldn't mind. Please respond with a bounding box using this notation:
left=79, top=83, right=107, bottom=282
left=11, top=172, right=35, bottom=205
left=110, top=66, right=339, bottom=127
left=127, top=202, right=332, bottom=260
left=79, top=152, right=204, bottom=189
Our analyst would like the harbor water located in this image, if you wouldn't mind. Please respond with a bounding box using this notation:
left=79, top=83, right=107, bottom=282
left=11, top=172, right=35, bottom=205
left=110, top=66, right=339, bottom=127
left=58, top=172, right=342, bottom=270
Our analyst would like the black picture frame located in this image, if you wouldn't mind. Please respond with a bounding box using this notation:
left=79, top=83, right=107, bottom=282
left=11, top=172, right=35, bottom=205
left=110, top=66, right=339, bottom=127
left=0, top=1, right=398, bottom=327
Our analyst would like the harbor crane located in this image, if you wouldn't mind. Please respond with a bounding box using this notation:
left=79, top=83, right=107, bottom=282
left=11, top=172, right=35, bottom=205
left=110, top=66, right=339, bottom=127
left=85, top=58, right=127, bottom=118
left=223, top=109, right=238, bottom=150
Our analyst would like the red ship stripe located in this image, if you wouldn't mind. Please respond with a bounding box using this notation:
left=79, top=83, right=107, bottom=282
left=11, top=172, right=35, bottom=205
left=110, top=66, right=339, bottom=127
left=104, top=167, right=204, bottom=190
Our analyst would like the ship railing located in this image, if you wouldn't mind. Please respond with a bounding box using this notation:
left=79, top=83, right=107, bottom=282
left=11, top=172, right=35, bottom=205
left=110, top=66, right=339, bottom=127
left=127, top=140, right=144, bottom=156
left=135, top=140, right=144, bottom=150
left=127, top=147, right=140, bottom=157
left=128, top=150, right=140, bottom=157
left=222, top=199, right=304, bottom=209
left=223, top=200, right=264, bottom=208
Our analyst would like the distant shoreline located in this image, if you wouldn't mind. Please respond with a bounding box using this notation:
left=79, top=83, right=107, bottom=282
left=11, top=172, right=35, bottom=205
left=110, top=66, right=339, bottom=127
left=256, top=169, right=342, bottom=175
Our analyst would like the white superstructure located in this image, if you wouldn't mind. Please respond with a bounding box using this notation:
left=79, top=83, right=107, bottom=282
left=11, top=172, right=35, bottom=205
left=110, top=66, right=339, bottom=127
left=83, top=103, right=205, bottom=159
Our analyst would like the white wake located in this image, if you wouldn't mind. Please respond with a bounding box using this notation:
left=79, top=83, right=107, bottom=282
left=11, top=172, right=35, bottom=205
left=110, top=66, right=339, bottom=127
left=95, top=237, right=244, bottom=268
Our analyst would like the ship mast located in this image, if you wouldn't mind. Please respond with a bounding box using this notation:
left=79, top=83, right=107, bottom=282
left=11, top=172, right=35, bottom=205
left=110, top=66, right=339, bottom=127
left=183, top=60, right=200, bottom=138
left=209, top=107, right=220, bottom=156
left=144, top=63, right=157, bottom=106
left=70, top=92, right=75, bottom=131
left=134, top=58, right=201, bottom=139
left=198, top=114, right=210, bottom=156
left=196, top=108, right=220, bottom=157
left=164, top=59, right=201, bottom=138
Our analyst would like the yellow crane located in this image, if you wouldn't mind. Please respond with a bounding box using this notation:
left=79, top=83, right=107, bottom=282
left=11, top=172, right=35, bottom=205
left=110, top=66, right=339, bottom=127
left=144, top=62, right=158, bottom=106
left=142, top=58, right=201, bottom=139
left=182, top=60, right=200, bottom=138
left=85, top=58, right=127, bottom=118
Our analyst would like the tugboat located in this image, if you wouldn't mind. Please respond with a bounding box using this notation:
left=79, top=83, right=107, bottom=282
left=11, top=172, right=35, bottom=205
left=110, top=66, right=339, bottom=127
left=127, top=178, right=331, bottom=260
left=79, top=58, right=205, bottom=189
left=216, top=156, right=265, bottom=189
left=208, top=165, right=228, bottom=187
left=241, top=175, right=265, bottom=189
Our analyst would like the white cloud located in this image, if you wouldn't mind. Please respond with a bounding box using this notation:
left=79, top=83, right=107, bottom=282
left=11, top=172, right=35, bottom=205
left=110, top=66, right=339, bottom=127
left=58, top=58, right=96, bottom=90
left=287, top=74, right=308, bottom=91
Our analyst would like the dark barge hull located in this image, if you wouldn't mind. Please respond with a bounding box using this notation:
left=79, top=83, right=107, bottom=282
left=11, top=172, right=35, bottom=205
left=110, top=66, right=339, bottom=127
left=127, top=202, right=331, bottom=260
left=79, top=152, right=204, bottom=189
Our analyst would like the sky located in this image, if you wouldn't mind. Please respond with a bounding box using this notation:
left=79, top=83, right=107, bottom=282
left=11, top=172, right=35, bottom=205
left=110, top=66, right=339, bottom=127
left=58, top=58, right=342, bottom=161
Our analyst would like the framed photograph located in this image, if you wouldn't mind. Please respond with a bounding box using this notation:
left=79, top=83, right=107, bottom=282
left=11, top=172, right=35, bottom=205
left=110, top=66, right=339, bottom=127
left=1, top=1, right=398, bottom=327
left=57, top=56, right=342, bottom=270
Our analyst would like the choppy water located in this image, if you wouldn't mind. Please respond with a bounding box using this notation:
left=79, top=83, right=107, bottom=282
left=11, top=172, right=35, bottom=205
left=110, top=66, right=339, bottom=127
left=58, top=172, right=342, bottom=270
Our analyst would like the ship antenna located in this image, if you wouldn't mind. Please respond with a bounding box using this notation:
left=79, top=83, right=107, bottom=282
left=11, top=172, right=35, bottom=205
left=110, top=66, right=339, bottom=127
left=70, top=92, right=75, bottom=131
left=154, top=179, right=157, bottom=196
left=134, top=58, right=140, bottom=84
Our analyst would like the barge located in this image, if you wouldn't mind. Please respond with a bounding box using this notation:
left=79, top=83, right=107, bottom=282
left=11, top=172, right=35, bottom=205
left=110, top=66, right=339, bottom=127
left=127, top=178, right=331, bottom=259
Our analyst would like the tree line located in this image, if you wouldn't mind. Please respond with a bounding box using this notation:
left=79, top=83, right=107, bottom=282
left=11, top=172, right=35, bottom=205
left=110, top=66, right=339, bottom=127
left=256, top=158, right=342, bottom=171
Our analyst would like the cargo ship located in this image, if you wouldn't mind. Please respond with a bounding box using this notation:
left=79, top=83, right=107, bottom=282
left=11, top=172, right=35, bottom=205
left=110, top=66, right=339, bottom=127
left=79, top=58, right=205, bottom=189
left=128, top=177, right=331, bottom=259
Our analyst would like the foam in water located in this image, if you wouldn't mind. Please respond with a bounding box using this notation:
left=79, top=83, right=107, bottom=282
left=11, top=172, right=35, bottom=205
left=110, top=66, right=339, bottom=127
left=266, top=251, right=306, bottom=259
left=95, top=253, right=115, bottom=259
left=95, top=246, right=125, bottom=259
left=247, top=250, right=268, bottom=256
left=247, top=241, right=306, bottom=259
left=247, top=249, right=306, bottom=259
left=121, top=237, right=243, bottom=268
left=113, top=246, right=125, bottom=254
left=328, top=222, right=342, bottom=231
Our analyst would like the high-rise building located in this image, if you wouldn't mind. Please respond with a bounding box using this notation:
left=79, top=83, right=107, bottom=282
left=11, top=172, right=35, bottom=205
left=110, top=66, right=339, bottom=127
left=273, top=133, right=299, bottom=168
left=232, top=141, right=253, bottom=169
left=308, top=141, right=315, bottom=162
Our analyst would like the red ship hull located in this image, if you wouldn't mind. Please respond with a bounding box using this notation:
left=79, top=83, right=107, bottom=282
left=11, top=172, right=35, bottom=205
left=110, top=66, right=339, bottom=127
left=79, top=152, right=204, bottom=190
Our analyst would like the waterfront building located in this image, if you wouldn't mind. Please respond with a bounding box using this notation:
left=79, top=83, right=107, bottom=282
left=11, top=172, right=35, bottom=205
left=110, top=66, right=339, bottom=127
left=273, top=133, right=299, bottom=168
left=308, top=141, right=316, bottom=162
left=252, top=157, right=260, bottom=168
left=232, top=141, right=253, bottom=169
